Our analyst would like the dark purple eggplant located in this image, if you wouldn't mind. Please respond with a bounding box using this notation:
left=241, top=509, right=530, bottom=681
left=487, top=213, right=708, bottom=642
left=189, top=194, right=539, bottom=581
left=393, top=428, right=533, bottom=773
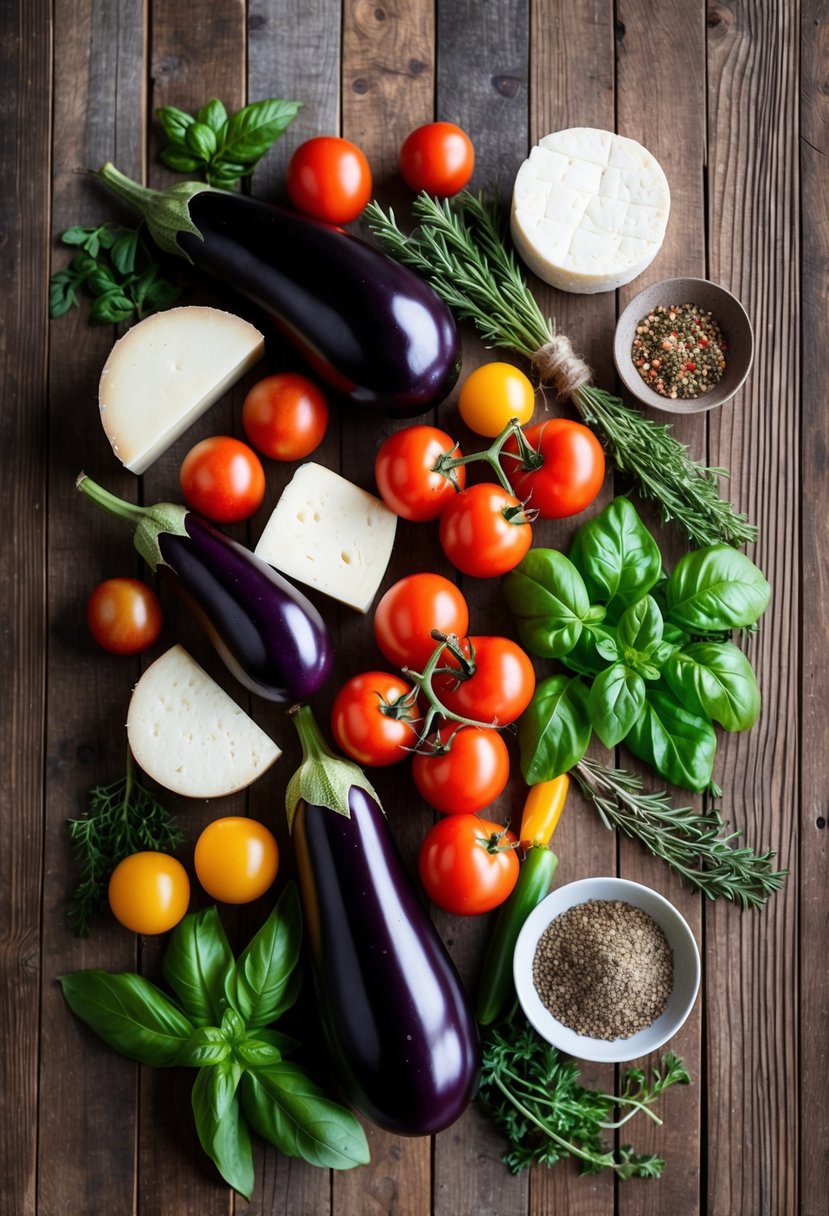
left=76, top=473, right=332, bottom=702
left=287, top=705, right=480, bottom=1135
left=95, top=163, right=461, bottom=419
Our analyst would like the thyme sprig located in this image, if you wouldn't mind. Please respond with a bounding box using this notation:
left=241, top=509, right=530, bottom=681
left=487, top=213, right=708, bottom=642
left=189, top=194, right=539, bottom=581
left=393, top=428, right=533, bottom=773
left=68, top=751, right=183, bottom=936
left=572, top=757, right=786, bottom=909
left=365, top=191, right=757, bottom=550
left=478, top=1018, right=690, bottom=1178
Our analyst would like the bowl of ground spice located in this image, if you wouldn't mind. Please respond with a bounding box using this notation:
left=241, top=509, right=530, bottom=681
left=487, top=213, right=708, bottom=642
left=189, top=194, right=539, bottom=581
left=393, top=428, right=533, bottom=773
left=613, top=277, right=753, bottom=414
left=513, top=877, right=700, bottom=1063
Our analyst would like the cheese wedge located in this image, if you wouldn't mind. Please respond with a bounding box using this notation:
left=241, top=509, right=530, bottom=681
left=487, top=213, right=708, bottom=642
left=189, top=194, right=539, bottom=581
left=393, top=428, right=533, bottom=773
left=127, top=645, right=280, bottom=798
left=511, top=128, right=670, bottom=294
left=99, top=306, right=264, bottom=473
left=254, top=463, right=397, bottom=613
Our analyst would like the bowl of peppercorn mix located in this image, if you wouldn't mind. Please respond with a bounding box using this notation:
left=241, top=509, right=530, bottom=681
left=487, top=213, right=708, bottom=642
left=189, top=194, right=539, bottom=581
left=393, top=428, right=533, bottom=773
left=513, top=877, right=701, bottom=1063
left=613, top=276, right=754, bottom=414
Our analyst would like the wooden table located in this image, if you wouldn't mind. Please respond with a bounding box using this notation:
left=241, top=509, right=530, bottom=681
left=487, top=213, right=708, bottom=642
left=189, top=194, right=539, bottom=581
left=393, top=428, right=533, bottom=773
left=3, top=2, right=826, bottom=1213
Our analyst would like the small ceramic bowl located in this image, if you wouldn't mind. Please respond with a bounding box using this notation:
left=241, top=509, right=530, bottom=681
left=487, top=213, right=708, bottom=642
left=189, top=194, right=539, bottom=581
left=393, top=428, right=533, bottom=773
left=613, top=277, right=753, bottom=414
left=513, top=877, right=701, bottom=1063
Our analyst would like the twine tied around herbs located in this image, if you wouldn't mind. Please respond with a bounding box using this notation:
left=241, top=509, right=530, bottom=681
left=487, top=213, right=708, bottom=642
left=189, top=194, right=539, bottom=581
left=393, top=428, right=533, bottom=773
left=531, top=333, right=593, bottom=399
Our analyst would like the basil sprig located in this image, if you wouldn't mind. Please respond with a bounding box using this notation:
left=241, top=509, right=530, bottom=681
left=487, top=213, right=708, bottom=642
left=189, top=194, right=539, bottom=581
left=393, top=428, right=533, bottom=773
left=157, top=97, right=301, bottom=189
left=49, top=222, right=181, bottom=325
left=59, top=887, right=369, bottom=1197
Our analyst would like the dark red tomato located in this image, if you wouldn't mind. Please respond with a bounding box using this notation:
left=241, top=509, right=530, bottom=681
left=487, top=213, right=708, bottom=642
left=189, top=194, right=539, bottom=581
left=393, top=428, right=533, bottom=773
left=418, top=815, right=519, bottom=916
left=374, top=573, right=469, bottom=671
left=86, top=578, right=162, bottom=655
left=411, top=724, right=509, bottom=815
left=179, top=436, right=266, bottom=524
left=504, top=418, right=605, bottom=519
left=331, top=671, right=420, bottom=767
left=399, top=122, right=475, bottom=197
left=242, top=373, right=329, bottom=461
left=434, top=635, right=536, bottom=726
left=286, top=136, right=372, bottom=224
left=439, top=483, right=532, bottom=578
left=374, top=425, right=466, bottom=521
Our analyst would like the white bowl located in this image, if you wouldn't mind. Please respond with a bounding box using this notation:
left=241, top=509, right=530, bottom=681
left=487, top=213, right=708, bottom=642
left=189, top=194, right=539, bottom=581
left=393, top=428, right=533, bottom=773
left=513, top=877, right=700, bottom=1063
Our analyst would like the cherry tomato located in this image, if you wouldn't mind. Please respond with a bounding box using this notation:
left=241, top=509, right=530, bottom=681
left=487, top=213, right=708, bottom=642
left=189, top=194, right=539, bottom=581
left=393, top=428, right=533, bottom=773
left=286, top=136, right=372, bottom=224
left=434, top=636, right=536, bottom=726
left=242, top=373, right=329, bottom=461
left=331, top=671, right=420, bottom=767
left=108, top=852, right=190, bottom=935
left=374, top=573, right=469, bottom=670
left=179, top=436, right=266, bottom=524
left=504, top=418, right=605, bottom=519
left=86, top=578, right=162, bottom=655
left=458, top=362, right=535, bottom=437
left=418, top=815, right=519, bottom=916
left=412, top=724, right=510, bottom=815
left=374, top=425, right=466, bottom=521
left=399, top=122, right=475, bottom=197
left=194, top=817, right=279, bottom=904
left=439, top=483, right=532, bottom=578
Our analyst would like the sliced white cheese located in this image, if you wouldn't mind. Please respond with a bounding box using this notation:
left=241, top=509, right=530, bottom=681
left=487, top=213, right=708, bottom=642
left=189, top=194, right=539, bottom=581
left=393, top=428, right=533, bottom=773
left=127, top=645, right=280, bottom=799
left=99, top=306, right=264, bottom=474
left=254, top=463, right=397, bottom=614
left=510, top=128, right=670, bottom=294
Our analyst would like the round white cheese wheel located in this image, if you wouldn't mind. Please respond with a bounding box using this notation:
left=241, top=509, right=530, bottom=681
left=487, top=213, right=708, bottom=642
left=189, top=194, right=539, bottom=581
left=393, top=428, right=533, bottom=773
left=510, top=128, right=670, bottom=295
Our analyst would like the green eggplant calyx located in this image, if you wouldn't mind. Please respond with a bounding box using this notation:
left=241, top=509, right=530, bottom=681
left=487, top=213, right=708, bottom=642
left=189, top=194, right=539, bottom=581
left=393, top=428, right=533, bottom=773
left=285, top=705, right=382, bottom=833
left=96, top=162, right=213, bottom=261
left=76, top=472, right=189, bottom=570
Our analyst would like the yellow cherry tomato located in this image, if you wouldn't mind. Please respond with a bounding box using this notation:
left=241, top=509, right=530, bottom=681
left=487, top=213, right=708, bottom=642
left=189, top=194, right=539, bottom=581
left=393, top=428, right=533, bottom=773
left=108, top=852, right=190, bottom=935
left=194, top=817, right=279, bottom=904
left=458, top=362, right=535, bottom=437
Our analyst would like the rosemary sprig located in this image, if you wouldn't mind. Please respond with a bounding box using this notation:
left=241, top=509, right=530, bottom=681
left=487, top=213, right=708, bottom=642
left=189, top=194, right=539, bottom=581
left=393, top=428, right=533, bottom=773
left=572, top=757, right=786, bottom=909
left=365, top=192, right=757, bottom=549
left=68, top=751, right=183, bottom=936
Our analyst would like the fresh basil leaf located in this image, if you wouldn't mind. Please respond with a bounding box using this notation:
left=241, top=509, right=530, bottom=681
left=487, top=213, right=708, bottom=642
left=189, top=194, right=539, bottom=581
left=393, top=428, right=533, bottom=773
left=618, top=596, right=663, bottom=652
left=588, top=664, right=646, bottom=748
left=518, top=675, right=592, bottom=783
left=197, top=97, right=229, bottom=134
left=97, top=225, right=115, bottom=250
left=142, top=278, right=182, bottom=312
left=647, top=640, right=677, bottom=668
left=70, top=251, right=98, bottom=278
left=177, top=1025, right=231, bottom=1068
left=86, top=267, right=118, bottom=297
left=253, top=1027, right=300, bottom=1056
left=131, top=264, right=159, bottom=307
left=160, top=147, right=204, bottom=174
left=665, top=545, right=771, bottom=632
left=49, top=274, right=79, bottom=317
left=221, top=1007, right=246, bottom=1044
left=662, top=642, right=761, bottom=732
left=594, top=631, right=621, bottom=663
left=569, top=497, right=662, bottom=620
left=192, top=1062, right=253, bottom=1199
left=235, top=1038, right=283, bottom=1068
left=206, top=166, right=247, bottom=190
left=241, top=1063, right=370, bottom=1170
left=61, top=226, right=95, bottom=246
left=185, top=121, right=218, bottom=160
left=502, top=549, right=590, bottom=658
left=625, top=685, right=717, bottom=792
left=89, top=292, right=134, bottom=324
left=157, top=104, right=196, bottom=146
left=220, top=98, right=302, bottom=164
left=162, top=906, right=234, bottom=1026
left=110, top=230, right=138, bottom=276
left=59, top=970, right=194, bottom=1066
left=560, top=625, right=619, bottom=675
left=228, top=882, right=302, bottom=1028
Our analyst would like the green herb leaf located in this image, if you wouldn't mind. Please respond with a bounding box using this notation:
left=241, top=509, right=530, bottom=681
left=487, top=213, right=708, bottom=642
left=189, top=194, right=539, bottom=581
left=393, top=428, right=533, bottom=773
left=241, top=1063, right=370, bottom=1170
left=588, top=664, right=646, bottom=749
left=518, top=674, right=592, bottom=783
left=61, top=225, right=95, bottom=246
left=617, top=595, right=663, bottom=653
left=89, top=291, right=135, bottom=324
left=197, top=97, right=229, bottom=134
left=662, top=642, right=761, bottom=732
left=163, top=906, right=235, bottom=1026
left=185, top=121, right=219, bottom=161
left=156, top=104, right=196, bottom=146
left=192, top=1062, right=253, bottom=1199
left=502, top=548, right=591, bottom=658
left=59, top=970, right=194, bottom=1066
left=177, top=1025, right=231, bottom=1068
left=160, top=147, right=204, bottom=174
left=235, top=1037, right=283, bottom=1068
left=665, top=544, right=771, bottom=633
left=569, top=497, right=663, bottom=621
left=221, top=98, right=302, bottom=164
left=227, top=882, right=303, bottom=1028
left=625, top=685, right=717, bottom=792
left=49, top=272, right=80, bottom=317
left=110, top=229, right=139, bottom=275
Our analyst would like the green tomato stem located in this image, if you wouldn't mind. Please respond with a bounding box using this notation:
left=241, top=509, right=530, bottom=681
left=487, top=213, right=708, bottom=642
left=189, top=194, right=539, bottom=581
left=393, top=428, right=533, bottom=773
left=432, top=418, right=540, bottom=497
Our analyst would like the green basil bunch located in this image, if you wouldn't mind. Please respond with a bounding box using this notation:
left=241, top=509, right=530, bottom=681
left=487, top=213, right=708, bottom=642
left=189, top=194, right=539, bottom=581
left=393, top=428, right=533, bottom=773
left=503, top=498, right=770, bottom=792
left=59, top=885, right=369, bottom=1197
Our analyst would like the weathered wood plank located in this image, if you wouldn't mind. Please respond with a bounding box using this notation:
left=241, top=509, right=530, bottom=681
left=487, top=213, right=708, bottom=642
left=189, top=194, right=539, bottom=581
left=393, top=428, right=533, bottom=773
left=705, top=2, right=800, bottom=1214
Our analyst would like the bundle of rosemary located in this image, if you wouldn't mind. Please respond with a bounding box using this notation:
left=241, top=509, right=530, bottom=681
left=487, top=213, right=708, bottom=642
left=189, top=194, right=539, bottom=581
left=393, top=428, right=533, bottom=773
left=366, top=192, right=757, bottom=551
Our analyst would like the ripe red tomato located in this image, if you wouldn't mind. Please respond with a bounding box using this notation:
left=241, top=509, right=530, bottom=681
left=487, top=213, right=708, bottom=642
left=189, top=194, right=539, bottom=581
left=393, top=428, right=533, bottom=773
left=374, top=573, right=469, bottom=671
left=504, top=419, right=605, bottom=519
left=434, top=636, right=536, bottom=726
left=286, top=136, right=372, bottom=224
left=331, top=671, right=420, bottom=766
left=179, top=436, right=266, bottom=524
left=108, top=852, right=190, bottom=935
left=418, top=815, right=519, bottom=916
left=86, top=578, right=162, bottom=655
left=242, top=373, right=329, bottom=461
left=399, top=122, right=475, bottom=197
left=439, top=483, right=532, bottom=578
left=374, top=425, right=466, bottom=521
left=411, top=724, right=510, bottom=815
left=194, top=817, right=279, bottom=904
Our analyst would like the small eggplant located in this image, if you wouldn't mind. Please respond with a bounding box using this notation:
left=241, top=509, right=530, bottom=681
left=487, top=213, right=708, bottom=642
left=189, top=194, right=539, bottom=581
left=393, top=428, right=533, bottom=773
left=95, top=164, right=462, bottom=419
left=77, top=474, right=332, bottom=702
left=286, top=705, right=480, bottom=1135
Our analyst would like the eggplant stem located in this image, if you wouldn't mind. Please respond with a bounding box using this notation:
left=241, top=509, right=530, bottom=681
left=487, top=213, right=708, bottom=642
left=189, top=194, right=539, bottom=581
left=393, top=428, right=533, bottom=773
left=76, top=473, right=148, bottom=528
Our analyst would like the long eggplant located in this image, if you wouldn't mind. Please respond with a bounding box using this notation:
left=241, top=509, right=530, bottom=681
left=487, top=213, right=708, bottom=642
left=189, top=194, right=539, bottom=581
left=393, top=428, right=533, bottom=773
left=95, top=163, right=462, bottom=419
left=77, top=474, right=332, bottom=702
left=286, top=705, right=480, bottom=1135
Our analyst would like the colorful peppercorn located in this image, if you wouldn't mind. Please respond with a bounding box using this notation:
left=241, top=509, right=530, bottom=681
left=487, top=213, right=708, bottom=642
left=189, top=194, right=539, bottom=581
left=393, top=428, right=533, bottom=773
left=631, top=302, right=727, bottom=400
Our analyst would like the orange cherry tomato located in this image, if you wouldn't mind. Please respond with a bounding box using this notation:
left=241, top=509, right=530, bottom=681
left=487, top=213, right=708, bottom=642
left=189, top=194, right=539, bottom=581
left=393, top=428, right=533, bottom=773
left=194, top=818, right=279, bottom=904
left=108, top=852, right=190, bottom=935
left=86, top=578, right=162, bottom=655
